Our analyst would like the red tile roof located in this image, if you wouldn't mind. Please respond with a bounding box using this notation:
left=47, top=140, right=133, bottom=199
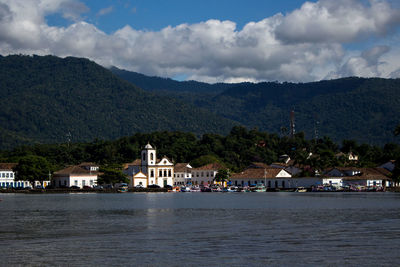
left=174, top=163, right=191, bottom=172
left=0, top=163, right=17, bottom=171
left=192, top=163, right=224, bottom=171
left=230, top=167, right=286, bottom=179
left=54, top=165, right=98, bottom=176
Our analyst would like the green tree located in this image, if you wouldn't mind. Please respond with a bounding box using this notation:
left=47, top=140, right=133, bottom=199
left=98, top=165, right=128, bottom=185
left=13, top=155, right=53, bottom=187
left=214, top=169, right=229, bottom=186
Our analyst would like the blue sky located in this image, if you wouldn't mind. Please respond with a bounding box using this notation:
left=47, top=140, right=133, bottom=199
left=1, top=0, right=400, bottom=83
left=47, top=1, right=310, bottom=33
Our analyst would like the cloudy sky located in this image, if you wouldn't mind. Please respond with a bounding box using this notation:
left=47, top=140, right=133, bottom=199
left=1, top=0, right=400, bottom=83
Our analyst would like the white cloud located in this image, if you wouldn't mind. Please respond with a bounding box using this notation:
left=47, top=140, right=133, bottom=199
left=97, top=6, right=113, bottom=17
left=0, top=0, right=399, bottom=83
left=275, top=0, right=400, bottom=44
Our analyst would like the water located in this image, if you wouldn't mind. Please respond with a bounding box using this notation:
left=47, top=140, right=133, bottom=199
left=1, top=192, right=400, bottom=266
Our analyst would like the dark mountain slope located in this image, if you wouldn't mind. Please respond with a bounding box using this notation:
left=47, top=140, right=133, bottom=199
left=110, top=67, right=238, bottom=93
left=210, top=77, right=400, bottom=144
left=112, top=67, right=400, bottom=145
left=0, top=55, right=237, bottom=149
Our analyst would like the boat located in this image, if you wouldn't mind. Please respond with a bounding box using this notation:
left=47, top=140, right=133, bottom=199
left=180, top=186, right=191, bottom=192
left=295, top=187, right=307, bottom=192
left=254, top=184, right=266, bottom=192
left=117, top=184, right=128, bottom=193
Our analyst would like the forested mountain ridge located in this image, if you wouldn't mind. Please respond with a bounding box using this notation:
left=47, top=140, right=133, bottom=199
left=0, top=55, right=237, bottom=149
left=1, top=55, right=399, bottom=149
left=113, top=67, right=400, bottom=145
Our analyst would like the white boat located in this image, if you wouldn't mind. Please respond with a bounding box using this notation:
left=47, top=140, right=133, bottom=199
left=295, top=187, right=307, bottom=192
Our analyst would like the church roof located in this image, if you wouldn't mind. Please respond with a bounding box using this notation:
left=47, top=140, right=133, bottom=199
left=144, top=143, right=153, bottom=149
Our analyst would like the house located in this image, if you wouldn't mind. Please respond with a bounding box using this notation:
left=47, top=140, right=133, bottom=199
left=324, top=167, right=361, bottom=177
left=335, top=152, right=359, bottom=161
left=342, top=168, right=392, bottom=188
left=0, top=163, right=30, bottom=188
left=0, top=163, right=48, bottom=188
left=53, top=163, right=99, bottom=188
left=123, top=143, right=174, bottom=188
left=380, top=160, right=396, bottom=172
left=173, top=163, right=192, bottom=186
left=270, top=162, right=302, bottom=176
left=323, top=167, right=392, bottom=188
left=230, top=164, right=292, bottom=188
left=191, top=163, right=224, bottom=186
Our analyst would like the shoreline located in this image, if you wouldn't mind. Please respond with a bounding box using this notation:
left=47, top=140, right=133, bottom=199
left=0, top=187, right=399, bottom=194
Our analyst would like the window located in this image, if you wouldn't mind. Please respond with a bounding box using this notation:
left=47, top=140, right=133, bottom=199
left=2, top=173, right=4, bottom=177
left=74, top=180, right=78, bottom=186
left=164, top=170, right=167, bottom=177
left=82, top=180, right=86, bottom=186
left=90, top=180, right=94, bottom=186
left=159, top=170, right=162, bottom=177
left=150, top=153, right=154, bottom=160
left=206, top=172, right=209, bottom=177
left=6, top=173, right=9, bottom=178
left=168, top=169, right=171, bottom=177
left=10, top=173, right=13, bottom=178
left=139, top=182, right=143, bottom=185
left=151, top=170, right=154, bottom=177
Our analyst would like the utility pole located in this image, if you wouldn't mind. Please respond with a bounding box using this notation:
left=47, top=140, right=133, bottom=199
left=290, top=110, right=295, bottom=139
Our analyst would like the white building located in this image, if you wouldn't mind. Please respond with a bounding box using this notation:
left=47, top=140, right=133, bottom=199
left=0, top=163, right=27, bottom=188
left=230, top=165, right=292, bottom=188
left=0, top=163, right=36, bottom=188
left=191, top=163, right=224, bottom=186
left=124, top=144, right=174, bottom=188
left=53, top=162, right=99, bottom=188
left=173, top=163, right=192, bottom=186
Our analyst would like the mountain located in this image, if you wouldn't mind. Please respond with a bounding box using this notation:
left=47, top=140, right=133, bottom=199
left=110, top=67, right=235, bottom=94
left=0, top=55, right=237, bottom=149
left=112, top=68, right=400, bottom=145
left=209, top=78, right=400, bottom=145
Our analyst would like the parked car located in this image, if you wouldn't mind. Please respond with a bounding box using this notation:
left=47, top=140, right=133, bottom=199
left=148, top=184, right=160, bottom=188
left=93, top=185, right=103, bottom=189
left=134, top=184, right=144, bottom=188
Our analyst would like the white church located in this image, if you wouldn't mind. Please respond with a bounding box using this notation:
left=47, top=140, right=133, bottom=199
left=123, top=143, right=174, bottom=188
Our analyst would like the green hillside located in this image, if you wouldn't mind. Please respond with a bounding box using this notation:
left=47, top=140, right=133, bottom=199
left=0, top=55, right=237, bottom=149
left=113, top=68, right=400, bottom=145
left=210, top=78, right=400, bottom=145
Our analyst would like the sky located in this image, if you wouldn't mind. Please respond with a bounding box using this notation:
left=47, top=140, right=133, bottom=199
left=1, top=0, right=400, bottom=83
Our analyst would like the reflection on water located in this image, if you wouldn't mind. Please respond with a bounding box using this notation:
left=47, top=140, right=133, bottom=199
left=1, top=192, right=400, bottom=266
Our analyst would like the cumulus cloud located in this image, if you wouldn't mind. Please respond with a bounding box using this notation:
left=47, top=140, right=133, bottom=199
left=334, top=45, right=391, bottom=78
left=0, top=0, right=399, bottom=82
left=275, top=0, right=400, bottom=44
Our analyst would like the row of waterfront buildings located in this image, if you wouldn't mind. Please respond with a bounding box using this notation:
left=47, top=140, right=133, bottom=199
left=0, top=143, right=396, bottom=189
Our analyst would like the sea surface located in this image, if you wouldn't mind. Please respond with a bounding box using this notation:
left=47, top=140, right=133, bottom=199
left=1, top=192, right=400, bottom=266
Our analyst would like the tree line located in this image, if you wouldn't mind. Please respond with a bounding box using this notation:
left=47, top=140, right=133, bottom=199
left=1, top=126, right=400, bottom=185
